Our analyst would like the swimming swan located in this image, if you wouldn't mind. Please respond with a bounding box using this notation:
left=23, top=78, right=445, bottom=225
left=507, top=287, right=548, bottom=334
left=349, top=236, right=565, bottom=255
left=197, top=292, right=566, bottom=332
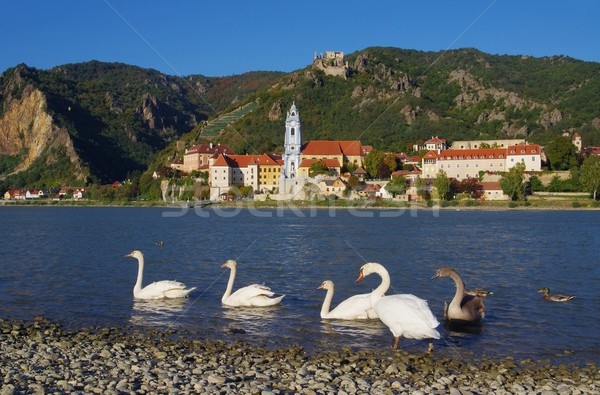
left=125, top=250, right=196, bottom=300
left=317, top=280, right=378, bottom=320
left=432, top=266, right=485, bottom=324
left=221, top=260, right=285, bottom=307
left=356, top=262, right=440, bottom=352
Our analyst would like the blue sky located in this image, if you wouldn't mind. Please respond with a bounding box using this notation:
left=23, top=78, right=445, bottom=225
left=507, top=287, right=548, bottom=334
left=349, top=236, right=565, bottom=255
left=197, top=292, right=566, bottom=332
left=2, top=1, right=599, bottom=77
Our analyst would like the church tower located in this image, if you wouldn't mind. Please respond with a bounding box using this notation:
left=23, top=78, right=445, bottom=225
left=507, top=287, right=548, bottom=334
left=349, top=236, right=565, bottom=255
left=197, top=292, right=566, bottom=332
left=282, top=102, right=302, bottom=179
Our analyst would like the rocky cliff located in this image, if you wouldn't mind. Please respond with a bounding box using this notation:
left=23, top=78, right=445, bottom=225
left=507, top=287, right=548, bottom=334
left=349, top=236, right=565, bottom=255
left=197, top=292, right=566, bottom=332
left=0, top=75, right=87, bottom=184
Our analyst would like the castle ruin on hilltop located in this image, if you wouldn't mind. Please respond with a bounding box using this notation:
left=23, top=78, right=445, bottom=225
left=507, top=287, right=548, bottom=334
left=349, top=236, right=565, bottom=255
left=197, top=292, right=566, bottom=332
left=312, top=51, right=348, bottom=79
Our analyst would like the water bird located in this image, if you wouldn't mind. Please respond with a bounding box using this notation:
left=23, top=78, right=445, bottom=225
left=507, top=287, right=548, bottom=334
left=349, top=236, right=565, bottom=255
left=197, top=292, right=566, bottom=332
left=356, top=262, right=440, bottom=353
left=432, top=266, right=485, bottom=325
left=156, top=240, right=164, bottom=247
left=125, top=250, right=196, bottom=300
left=537, top=287, right=575, bottom=302
left=317, top=280, right=378, bottom=320
left=221, top=260, right=285, bottom=307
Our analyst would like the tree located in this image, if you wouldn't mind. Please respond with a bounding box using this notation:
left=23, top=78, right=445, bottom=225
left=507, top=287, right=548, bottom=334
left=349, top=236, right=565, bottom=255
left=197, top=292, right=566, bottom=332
left=459, top=177, right=483, bottom=198
left=500, top=163, right=526, bottom=201
left=346, top=174, right=361, bottom=191
left=364, top=149, right=386, bottom=178
left=383, top=154, right=399, bottom=173
left=385, top=175, right=407, bottom=197
left=580, top=155, right=600, bottom=200
left=309, top=161, right=331, bottom=177
left=545, top=136, right=578, bottom=170
left=434, top=170, right=451, bottom=200
left=376, top=162, right=392, bottom=179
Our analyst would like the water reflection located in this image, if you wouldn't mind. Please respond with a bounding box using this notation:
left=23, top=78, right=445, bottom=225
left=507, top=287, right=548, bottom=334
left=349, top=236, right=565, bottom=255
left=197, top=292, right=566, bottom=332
left=129, top=298, right=188, bottom=328
left=221, top=305, right=280, bottom=334
left=319, top=319, right=387, bottom=348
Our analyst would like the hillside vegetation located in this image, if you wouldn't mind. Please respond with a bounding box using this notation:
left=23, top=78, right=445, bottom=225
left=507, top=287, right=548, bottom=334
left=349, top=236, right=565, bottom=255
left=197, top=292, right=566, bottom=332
left=1, top=47, right=600, bottom=192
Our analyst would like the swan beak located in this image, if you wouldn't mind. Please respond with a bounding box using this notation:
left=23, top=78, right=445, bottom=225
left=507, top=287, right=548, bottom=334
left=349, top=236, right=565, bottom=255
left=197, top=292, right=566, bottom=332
left=431, top=273, right=440, bottom=280
left=125, top=252, right=133, bottom=258
left=220, top=263, right=228, bottom=269
left=317, top=284, right=323, bottom=290
left=356, top=271, right=364, bottom=283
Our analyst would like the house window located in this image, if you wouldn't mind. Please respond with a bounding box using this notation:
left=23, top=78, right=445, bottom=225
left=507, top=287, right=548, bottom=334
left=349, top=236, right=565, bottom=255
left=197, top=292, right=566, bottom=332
left=499, top=155, right=503, bottom=158
left=532, top=157, right=535, bottom=161
left=466, top=164, right=469, bottom=168
left=291, top=127, right=295, bottom=136
left=475, top=163, right=479, bottom=167
left=532, top=149, right=537, bottom=153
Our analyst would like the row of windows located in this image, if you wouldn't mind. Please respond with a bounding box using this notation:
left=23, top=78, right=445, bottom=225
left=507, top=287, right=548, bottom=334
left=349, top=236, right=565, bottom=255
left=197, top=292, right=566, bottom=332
left=440, top=163, right=504, bottom=169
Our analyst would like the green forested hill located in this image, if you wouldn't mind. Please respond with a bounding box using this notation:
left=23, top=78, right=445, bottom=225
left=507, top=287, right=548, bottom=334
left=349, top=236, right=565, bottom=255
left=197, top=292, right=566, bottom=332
left=2, top=47, right=600, bottom=191
left=0, top=61, right=283, bottom=188
left=200, top=47, right=600, bottom=157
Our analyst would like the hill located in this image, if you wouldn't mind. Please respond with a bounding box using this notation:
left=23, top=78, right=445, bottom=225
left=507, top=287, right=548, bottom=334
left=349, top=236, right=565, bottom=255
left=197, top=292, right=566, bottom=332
left=2, top=47, right=600, bottom=192
left=198, top=47, right=600, bottom=157
left=0, top=61, right=283, bottom=189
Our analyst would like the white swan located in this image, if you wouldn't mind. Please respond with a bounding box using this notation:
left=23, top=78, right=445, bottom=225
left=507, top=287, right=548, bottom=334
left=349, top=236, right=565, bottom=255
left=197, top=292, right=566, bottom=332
left=221, top=260, right=285, bottom=307
left=356, top=262, right=440, bottom=352
left=125, top=250, right=196, bottom=300
left=317, top=280, right=379, bottom=320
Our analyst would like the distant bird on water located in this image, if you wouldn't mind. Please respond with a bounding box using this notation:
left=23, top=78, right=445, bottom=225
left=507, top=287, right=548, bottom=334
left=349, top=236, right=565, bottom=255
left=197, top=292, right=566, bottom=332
left=537, top=287, right=575, bottom=302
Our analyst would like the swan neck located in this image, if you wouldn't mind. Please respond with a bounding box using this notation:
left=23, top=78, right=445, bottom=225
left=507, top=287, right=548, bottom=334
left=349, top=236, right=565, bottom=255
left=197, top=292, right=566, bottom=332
left=374, top=266, right=390, bottom=297
left=134, top=255, right=144, bottom=296
left=320, top=286, right=334, bottom=318
left=450, top=271, right=465, bottom=305
left=222, top=266, right=236, bottom=303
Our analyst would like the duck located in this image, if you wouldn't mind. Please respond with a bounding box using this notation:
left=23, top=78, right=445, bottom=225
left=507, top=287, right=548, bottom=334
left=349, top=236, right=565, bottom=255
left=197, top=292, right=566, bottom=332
left=221, top=260, right=285, bottom=307
left=356, top=262, right=440, bottom=352
left=465, top=288, right=493, bottom=297
left=537, top=287, right=575, bottom=302
left=125, top=250, right=196, bottom=300
left=432, top=266, right=485, bottom=324
left=317, top=280, right=378, bottom=320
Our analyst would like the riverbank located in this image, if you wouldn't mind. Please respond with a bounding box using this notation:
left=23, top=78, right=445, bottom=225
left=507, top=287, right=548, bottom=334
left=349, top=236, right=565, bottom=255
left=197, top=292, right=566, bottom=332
left=1, top=318, right=598, bottom=394
left=2, top=196, right=600, bottom=211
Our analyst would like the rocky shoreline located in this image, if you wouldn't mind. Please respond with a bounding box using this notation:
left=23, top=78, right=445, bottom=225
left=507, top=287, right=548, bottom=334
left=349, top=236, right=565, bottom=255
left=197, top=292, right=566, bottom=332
left=1, top=318, right=598, bottom=394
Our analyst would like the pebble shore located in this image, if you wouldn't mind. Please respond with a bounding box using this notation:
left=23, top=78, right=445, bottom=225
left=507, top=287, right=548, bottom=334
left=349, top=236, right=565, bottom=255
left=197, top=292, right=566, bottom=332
left=1, top=318, right=598, bottom=394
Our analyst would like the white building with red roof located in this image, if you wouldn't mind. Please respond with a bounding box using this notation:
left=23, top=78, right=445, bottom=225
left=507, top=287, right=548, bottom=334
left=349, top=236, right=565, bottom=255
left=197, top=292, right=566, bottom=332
left=210, top=153, right=283, bottom=199
left=422, top=144, right=542, bottom=180
left=176, top=143, right=234, bottom=173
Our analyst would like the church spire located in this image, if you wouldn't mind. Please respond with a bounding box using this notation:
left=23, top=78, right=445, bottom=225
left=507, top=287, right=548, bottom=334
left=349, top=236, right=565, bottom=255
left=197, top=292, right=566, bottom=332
left=281, top=102, right=302, bottom=179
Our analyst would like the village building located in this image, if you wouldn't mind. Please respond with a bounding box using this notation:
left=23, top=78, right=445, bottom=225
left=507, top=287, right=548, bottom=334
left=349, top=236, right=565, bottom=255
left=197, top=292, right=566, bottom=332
left=210, top=153, right=282, bottom=199
left=413, top=136, right=448, bottom=153
left=279, top=103, right=370, bottom=199
left=421, top=144, right=542, bottom=180
left=450, top=139, right=526, bottom=150
left=172, top=143, right=234, bottom=173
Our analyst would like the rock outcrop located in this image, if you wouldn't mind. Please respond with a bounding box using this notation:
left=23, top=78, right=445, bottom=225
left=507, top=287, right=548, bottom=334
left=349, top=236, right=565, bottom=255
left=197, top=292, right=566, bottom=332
left=0, top=85, right=85, bottom=179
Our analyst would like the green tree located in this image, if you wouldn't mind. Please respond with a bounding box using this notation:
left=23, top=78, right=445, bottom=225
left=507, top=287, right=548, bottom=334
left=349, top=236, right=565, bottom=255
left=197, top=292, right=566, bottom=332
left=309, top=161, right=331, bottom=177
left=383, top=153, right=399, bottom=173
left=346, top=174, right=361, bottom=190
left=416, top=178, right=430, bottom=201
left=545, top=136, right=578, bottom=170
left=580, top=155, right=600, bottom=200
left=434, top=170, right=451, bottom=200
left=385, top=175, right=407, bottom=197
left=364, top=149, right=386, bottom=178
left=500, top=163, right=526, bottom=201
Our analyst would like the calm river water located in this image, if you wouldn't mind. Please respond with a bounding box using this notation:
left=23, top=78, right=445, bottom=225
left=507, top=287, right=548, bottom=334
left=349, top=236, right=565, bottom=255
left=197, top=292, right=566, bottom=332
left=0, top=206, right=598, bottom=364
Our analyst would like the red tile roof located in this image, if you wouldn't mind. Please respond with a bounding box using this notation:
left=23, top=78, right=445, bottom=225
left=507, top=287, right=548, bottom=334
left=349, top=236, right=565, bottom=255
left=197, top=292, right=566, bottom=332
left=212, top=154, right=282, bottom=168
left=302, top=140, right=364, bottom=157
left=479, top=181, right=502, bottom=191
left=506, top=144, right=541, bottom=156
left=426, top=136, right=447, bottom=143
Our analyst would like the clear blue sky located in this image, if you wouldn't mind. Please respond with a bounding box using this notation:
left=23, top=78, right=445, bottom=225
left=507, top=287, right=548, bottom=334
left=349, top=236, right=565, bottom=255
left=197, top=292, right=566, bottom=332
left=2, top=1, right=599, bottom=77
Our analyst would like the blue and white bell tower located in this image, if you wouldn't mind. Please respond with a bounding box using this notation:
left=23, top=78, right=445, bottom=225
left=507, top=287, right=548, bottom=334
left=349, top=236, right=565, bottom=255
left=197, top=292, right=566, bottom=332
left=282, top=102, right=302, bottom=179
